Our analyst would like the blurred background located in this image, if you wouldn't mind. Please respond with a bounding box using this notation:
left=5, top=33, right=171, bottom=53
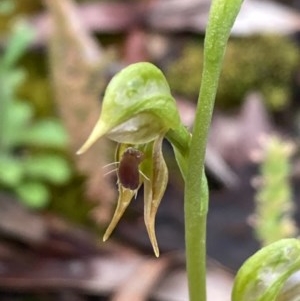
left=0, top=0, right=300, bottom=300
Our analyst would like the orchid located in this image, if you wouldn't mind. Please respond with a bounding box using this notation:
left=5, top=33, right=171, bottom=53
left=77, top=62, right=180, bottom=257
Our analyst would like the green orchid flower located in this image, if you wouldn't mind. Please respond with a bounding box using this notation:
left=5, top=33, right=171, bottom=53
left=77, top=62, right=181, bottom=256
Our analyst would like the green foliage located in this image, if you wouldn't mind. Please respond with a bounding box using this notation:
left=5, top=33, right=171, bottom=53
left=253, top=136, right=297, bottom=246
left=0, top=21, right=71, bottom=209
left=167, top=35, right=299, bottom=111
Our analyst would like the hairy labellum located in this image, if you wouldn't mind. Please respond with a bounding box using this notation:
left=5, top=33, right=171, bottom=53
left=118, top=147, right=144, bottom=190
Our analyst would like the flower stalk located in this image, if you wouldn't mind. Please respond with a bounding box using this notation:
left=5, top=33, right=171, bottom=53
left=183, top=0, right=244, bottom=299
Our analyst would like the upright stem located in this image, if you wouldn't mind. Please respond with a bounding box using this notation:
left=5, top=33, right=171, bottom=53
left=183, top=1, right=244, bottom=300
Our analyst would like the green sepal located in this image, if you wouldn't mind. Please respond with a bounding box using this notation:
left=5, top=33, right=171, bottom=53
left=77, top=62, right=181, bottom=154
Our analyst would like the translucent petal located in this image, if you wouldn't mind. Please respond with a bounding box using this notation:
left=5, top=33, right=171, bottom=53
left=144, top=134, right=168, bottom=257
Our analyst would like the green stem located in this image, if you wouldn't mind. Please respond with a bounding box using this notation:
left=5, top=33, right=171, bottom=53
left=168, top=1, right=244, bottom=300
left=166, top=125, right=190, bottom=180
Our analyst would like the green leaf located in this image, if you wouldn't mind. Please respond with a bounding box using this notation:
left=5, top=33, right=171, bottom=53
left=2, top=101, right=33, bottom=147
left=0, top=154, right=24, bottom=187
left=0, top=68, right=26, bottom=91
left=7, top=100, right=33, bottom=126
left=15, top=181, right=49, bottom=209
left=18, top=119, right=69, bottom=148
left=2, top=21, right=35, bottom=68
left=0, top=70, right=29, bottom=151
left=23, top=154, right=71, bottom=184
left=232, top=239, right=300, bottom=301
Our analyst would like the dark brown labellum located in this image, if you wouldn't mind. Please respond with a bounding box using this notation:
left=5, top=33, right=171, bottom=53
left=118, top=147, right=144, bottom=190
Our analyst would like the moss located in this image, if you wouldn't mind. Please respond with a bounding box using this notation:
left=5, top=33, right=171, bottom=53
left=17, top=52, right=54, bottom=118
left=49, top=174, right=97, bottom=228
left=166, top=35, right=299, bottom=111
